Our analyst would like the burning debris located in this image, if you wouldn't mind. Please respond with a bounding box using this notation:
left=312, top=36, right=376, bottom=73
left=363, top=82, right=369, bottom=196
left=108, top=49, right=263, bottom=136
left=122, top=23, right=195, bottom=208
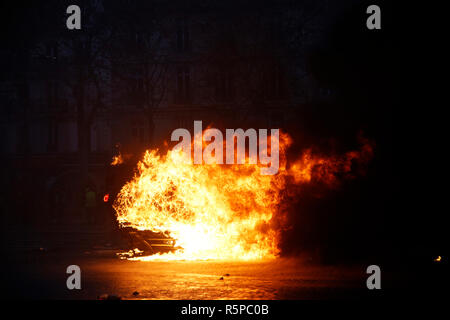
left=97, top=294, right=122, bottom=300
left=113, top=130, right=374, bottom=261
left=111, top=154, right=123, bottom=166
left=111, top=152, right=133, bottom=166
left=117, top=227, right=179, bottom=259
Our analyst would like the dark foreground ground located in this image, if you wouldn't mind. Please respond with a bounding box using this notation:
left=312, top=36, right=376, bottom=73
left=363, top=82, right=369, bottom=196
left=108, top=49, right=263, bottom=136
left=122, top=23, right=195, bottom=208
left=1, top=252, right=362, bottom=299
left=1, top=226, right=447, bottom=300
left=2, top=248, right=441, bottom=300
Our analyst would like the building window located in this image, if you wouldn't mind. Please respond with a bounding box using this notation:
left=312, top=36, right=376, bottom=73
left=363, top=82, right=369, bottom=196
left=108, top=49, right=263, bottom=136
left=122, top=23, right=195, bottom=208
left=131, top=77, right=145, bottom=107
left=46, top=42, right=58, bottom=60
left=215, top=68, right=234, bottom=102
left=131, top=120, right=145, bottom=144
left=47, top=120, right=58, bottom=152
left=176, top=18, right=190, bottom=52
left=176, top=66, right=191, bottom=103
left=134, top=31, right=145, bottom=46
left=47, top=80, right=59, bottom=109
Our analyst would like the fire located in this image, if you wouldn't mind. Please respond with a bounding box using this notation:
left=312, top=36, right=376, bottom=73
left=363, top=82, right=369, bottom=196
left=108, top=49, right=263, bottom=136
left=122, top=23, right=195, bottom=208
left=111, top=152, right=133, bottom=166
left=113, top=131, right=373, bottom=261
left=111, top=154, right=123, bottom=166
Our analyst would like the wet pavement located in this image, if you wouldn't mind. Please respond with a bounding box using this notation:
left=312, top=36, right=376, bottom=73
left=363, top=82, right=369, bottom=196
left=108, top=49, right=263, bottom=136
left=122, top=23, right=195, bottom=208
left=2, top=250, right=374, bottom=299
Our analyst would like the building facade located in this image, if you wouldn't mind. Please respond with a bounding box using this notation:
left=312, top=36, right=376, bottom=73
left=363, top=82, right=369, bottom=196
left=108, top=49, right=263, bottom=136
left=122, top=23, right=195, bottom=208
left=0, top=0, right=335, bottom=228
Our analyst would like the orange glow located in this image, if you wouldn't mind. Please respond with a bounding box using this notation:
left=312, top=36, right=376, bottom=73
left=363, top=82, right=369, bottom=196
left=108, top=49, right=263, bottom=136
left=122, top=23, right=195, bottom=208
left=111, top=152, right=132, bottom=166
left=111, top=154, right=123, bottom=166
left=434, top=256, right=442, bottom=262
left=113, top=131, right=374, bottom=261
left=103, top=194, right=109, bottom=202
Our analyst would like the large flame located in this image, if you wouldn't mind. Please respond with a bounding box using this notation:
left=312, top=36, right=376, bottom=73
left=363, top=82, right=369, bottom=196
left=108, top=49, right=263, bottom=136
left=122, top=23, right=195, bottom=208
left=113, top=131, right=373, bottom=261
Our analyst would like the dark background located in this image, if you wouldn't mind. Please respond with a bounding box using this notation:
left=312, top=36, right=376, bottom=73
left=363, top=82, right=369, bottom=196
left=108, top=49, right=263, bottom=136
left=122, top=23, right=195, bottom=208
left=0, top=0, right=446, bottom=298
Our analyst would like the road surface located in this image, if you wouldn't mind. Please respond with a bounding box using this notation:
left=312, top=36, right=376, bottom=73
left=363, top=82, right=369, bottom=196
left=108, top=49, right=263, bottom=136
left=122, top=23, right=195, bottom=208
left=3, top=250, right=375, bottom=299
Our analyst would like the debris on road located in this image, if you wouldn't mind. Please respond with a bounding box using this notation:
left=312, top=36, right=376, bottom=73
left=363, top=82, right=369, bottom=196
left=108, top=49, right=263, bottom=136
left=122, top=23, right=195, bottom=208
left=97, top=293, right=122, bottom=300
